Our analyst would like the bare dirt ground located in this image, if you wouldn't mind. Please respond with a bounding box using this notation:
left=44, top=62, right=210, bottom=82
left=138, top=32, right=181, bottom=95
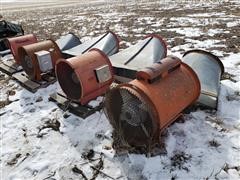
left=1, top=0, right=240, bottom=54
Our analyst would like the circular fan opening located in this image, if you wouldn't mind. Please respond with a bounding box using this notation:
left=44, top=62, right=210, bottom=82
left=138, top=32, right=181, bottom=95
left=19, top=48, right=34, bottom=78
left=56, top=61, right=82, bottom=100
left=105, top=87, right=158, bottom=148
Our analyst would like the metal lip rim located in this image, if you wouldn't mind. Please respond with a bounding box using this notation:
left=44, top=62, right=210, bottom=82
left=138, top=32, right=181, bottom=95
left=63, top=32, right=81, bottom=41
left=47, top=38, right=63, bottom=55
left=183, top=49, right=224, bottom=75
left=55, top=58, right=83, bottom=101
left=106, top=30, right=121, bottom=53
left=18, top=46, right=35, bottom=79
left=144, top=34, right=168, bottom=58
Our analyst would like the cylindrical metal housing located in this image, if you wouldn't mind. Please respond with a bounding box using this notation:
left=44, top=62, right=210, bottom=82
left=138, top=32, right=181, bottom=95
left=19, top=40, right=62, bottom=80
left=104, top=56, right=200, bottom=148
left=56, top=49, right=114, bottom=105
left=182, top=49, right=224, bottom=109
left=6, top=34, right=37, bottom=64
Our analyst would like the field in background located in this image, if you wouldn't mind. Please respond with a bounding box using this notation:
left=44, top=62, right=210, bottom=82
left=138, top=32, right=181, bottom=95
left=1, top=0, right=239, bottom=53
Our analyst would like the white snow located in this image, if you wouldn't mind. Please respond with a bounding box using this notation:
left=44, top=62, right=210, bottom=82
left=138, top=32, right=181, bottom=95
left=187, top=12, right=226, bottom=17
left=227, top=21, right=240, bottom=27
left=165, top=28, right=224, bottom=37
left=167, top=27, right=203, bottom=37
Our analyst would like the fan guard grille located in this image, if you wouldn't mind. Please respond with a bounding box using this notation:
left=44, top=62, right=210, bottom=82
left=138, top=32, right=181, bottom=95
left=104, top=85, right=159, bottom=150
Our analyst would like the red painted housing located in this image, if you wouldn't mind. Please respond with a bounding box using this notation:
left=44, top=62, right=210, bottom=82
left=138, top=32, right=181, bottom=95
left=134, top=56, right=200, bottom=131
left=6, top=34, right=37, bottom=64
left=104, top=56, right=201, bottom=148
left=56, top=49, right=114, bottom=105
left=19, top=40, right=62, bottom=80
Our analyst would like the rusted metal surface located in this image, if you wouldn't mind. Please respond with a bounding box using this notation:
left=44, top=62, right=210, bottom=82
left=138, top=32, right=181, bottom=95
left=6, top=34, right=38, bottom=64
left=109, top=34, right=167, bottom=80
left=56, top=49, right=114, bottom=105
left=19, top=40, right=62, bottom=80
left=182, top=49, right=224, bottom=109
left=104, top=56, right=200, bottom=150
left=62, top=31, right=120, bottom=58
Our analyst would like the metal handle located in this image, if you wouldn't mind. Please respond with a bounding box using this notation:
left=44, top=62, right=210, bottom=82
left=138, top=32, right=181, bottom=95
left=136, top=56, right=181, bottom=84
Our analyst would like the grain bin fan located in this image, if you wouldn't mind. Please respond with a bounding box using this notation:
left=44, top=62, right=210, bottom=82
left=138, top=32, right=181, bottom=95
left=6, top=34, right=38, bottom=64
left=56, top=49, right=114, bottom=105
left=19, top=40, right=62, bottom=80
left=104, top=56, right=200, bottom=153
left=18, top=32, right=118, bottom=81
left=7, top=33, right=81, bottom=65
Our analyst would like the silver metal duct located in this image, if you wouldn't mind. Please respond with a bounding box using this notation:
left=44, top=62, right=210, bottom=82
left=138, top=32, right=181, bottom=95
left=62, top=31, right=119, bottom=58
left=109, top=34, right=167, bottom=80
left=182, top=49, right=224, bottom=109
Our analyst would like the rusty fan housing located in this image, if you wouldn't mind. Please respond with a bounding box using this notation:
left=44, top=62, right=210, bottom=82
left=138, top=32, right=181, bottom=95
left=6, top=34, right=38, bottom=64
left=56, top=49, right=114, bottom=105
left=104, top=56, right=201, bottom=148
left=19, top=40, right=62, bottom=80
